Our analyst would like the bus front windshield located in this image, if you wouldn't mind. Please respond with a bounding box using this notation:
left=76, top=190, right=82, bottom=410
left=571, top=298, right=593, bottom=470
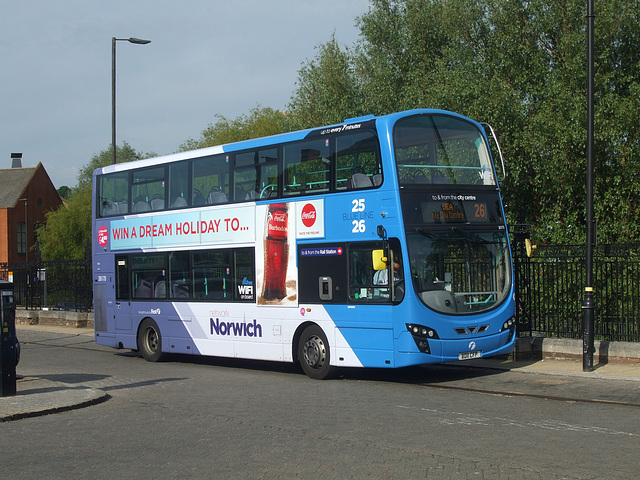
left=394, top=114, right=495, bottom=186
left=407, top=230, right=511, bottom=315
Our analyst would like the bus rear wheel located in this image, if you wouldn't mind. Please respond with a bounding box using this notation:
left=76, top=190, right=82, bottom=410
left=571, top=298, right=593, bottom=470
left=298, top=325, right=334, bottom=380
left=138, top=318, right=164, bottom=362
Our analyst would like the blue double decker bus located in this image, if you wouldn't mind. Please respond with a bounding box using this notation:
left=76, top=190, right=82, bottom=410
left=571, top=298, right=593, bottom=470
left=92, top=109, right=515, bottom=379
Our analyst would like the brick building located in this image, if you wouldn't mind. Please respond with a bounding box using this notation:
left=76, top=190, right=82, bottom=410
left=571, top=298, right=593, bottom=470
left=0, top=157, right=63, bottom=264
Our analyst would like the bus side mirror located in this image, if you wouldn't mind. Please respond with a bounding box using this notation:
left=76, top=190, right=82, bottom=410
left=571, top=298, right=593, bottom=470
left=525, top=238, right=537, bottom=258
left=372, top=249, right=388, bottom=271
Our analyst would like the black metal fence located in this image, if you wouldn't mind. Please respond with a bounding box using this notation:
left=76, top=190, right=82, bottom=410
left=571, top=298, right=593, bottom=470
left=513, top=239, right=640, bottom=342
left=0, top=260, right=92, bottom=311
left=1, top=239, right=639, bottom=342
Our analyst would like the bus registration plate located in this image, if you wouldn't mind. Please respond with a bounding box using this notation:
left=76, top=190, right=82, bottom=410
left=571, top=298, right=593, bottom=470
left=459, top=350, right=482, bottom=360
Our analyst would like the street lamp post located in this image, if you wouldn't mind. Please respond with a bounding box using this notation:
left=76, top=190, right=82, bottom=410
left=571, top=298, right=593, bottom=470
left=583, top=0, right=596, bottom=372
left=112, top=37, right=151, bottom=165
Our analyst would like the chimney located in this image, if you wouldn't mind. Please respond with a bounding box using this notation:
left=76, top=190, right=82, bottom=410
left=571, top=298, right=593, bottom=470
left=11, top=152, right=22, bottom=168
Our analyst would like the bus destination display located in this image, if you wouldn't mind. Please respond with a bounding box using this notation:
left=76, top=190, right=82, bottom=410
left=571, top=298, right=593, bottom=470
left=421, top=194, right=493, bottom=224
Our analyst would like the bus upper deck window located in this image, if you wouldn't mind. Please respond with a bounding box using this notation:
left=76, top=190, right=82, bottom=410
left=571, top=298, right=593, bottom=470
left=99, top=172, right=129, bottom=217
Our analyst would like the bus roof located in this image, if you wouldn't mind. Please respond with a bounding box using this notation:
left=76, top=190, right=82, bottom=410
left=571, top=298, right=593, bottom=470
left=95, top=108, right=477, bottom=178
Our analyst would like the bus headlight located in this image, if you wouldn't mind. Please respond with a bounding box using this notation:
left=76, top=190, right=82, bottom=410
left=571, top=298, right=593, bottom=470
left=500, top=317, right=516, bottom=338
left=406, top=323, right=439, bottom=354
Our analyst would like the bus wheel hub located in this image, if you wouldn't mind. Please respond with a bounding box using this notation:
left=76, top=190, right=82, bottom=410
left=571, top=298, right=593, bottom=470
left=303, top=335, right=326, bottom=368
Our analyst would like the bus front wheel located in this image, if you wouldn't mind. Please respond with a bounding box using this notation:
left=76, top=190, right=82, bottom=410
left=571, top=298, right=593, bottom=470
left=138, top=318, right=164, bottom=362
left=298, top=325, right=334, bottom=380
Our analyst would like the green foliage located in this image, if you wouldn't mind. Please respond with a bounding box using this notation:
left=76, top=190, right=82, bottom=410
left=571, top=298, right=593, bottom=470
left=36, top=187, right=92, bottom=260
left=57, top=186, right=72, bottom=199
left=288, top=0, right=640, bottom=244
left=76, top=143, right=148, bottom=190
left=180, top=106, right=294, bottom=150
left=288, top=34, right=364, bottom=128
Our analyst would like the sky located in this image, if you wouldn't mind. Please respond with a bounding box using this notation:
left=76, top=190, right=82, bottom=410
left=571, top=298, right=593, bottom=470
left=1, top=0, right=370, bottom=189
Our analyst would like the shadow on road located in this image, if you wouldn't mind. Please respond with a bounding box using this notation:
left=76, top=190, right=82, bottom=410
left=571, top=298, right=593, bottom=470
left=135, top=350, right=508, bottom=385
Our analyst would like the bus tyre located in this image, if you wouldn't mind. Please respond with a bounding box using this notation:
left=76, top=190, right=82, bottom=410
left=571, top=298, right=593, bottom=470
left=138, top=318, right=164, bottom=362
left=298, top=325, right=334, bottom=380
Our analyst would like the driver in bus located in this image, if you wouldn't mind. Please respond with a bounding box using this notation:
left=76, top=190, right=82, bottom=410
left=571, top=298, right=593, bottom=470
left=374, top=255, right=402, bottom=285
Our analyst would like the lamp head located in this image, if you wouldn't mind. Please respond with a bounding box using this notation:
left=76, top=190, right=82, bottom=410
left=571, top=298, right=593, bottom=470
left=128, top=37, right=151, bottom=45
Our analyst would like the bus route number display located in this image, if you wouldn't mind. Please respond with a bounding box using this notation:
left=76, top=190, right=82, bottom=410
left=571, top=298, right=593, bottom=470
left=421, top=194, right=490, bottom=224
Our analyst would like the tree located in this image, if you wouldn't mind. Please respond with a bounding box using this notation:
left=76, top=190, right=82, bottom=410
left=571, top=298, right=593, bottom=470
left=180, top=106, right=294, bottom=151
left=294, top=0, right=640, bottom=244
left=288, top=34, right=364, bottom=128
left=354, top=0, right=460, bottom=114
left=57, top=186, right=72, bottom=199
left=75, top=142, right=148, bottom=190
left=36, top=143, right=148, bottom=260
left=35, top=186, right=92, bottom=260
left=591, top=0, right=640, bottom=241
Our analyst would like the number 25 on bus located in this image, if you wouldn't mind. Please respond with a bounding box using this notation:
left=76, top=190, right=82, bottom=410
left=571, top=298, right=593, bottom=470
left=92, top=109, right=515, bottom=379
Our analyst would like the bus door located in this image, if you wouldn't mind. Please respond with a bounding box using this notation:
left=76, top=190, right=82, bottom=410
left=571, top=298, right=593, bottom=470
left=115, top=255, right=133, bottom=331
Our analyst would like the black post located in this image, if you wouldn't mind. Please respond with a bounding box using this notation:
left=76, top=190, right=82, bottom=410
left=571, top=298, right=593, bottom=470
left=0, top=281, right=18, bottom=396
left=582, top=0, right=595, bottom=372
left=112, top=37, right=117, bottom=165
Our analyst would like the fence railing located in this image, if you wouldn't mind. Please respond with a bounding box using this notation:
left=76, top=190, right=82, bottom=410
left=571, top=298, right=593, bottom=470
left=513, top=240, right=640, bottom=342
left=2, top=240, right=639, bottom=342
left=0, top=260, right=92, bottom=311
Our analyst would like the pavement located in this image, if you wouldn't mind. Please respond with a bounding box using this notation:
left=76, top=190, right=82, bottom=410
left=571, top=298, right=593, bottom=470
left=1, top=326, right=110, bottom=422
left=0, top=375, right=110, bottom=421
left=2, top=325, right=639, bottom=422
left=466, top=356, right=640, bottom=382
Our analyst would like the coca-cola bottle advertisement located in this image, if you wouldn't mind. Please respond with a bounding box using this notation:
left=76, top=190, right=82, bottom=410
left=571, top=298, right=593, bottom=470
left=258, top=202, right=297, bottom=305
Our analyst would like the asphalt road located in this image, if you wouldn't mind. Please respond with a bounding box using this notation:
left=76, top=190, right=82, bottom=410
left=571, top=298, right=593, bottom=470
left=2, top=328, right=639, bottom=479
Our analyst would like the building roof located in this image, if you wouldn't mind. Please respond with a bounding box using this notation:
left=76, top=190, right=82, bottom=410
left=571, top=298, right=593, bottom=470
left=0, top=165, right=38, bottom=208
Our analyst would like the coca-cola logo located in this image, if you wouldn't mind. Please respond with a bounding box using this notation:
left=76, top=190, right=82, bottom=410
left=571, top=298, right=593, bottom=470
left=267, top=209, right=288, bottom=239
left=301, top=203, right=317, bottom=228
left=271, top=212, right=287, bottom=224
